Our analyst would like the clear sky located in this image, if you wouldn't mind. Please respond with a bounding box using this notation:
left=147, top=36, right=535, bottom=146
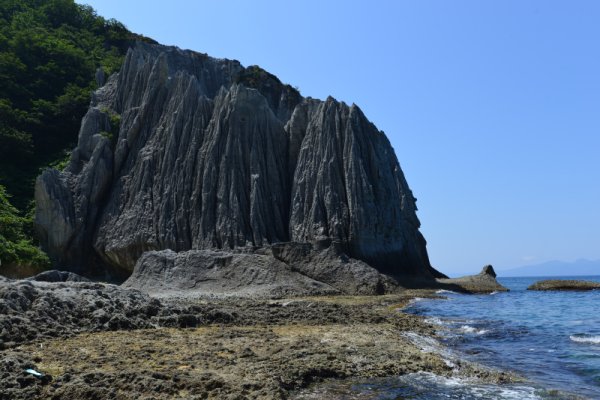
left=76, top=0, right=600, bottom=276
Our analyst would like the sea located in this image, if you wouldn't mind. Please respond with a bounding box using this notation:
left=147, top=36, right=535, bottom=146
left=296, top=276, right=600, bottom=399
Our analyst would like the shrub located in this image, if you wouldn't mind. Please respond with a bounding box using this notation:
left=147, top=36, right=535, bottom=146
left=0, top=185, right=49, bottom=272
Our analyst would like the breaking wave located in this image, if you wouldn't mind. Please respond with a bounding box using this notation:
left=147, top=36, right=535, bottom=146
left=570, top=334, right=600, bottom=344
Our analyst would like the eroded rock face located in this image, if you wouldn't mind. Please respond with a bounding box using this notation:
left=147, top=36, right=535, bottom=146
left=123, top=249, right=338, bottom=298
left=123, top=242, right=404, bottom=297
left=35, top=42, right=439, bottom=283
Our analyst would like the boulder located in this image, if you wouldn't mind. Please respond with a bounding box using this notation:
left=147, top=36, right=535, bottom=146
left=123, top=249, right=337, bottom=298
left=123, top=242, right=404, bottom=297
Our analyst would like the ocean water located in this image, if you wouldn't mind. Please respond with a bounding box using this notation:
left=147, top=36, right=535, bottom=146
left=403, top=275, right=600, bottom=399
left=295, top=276, right=600, bottom=399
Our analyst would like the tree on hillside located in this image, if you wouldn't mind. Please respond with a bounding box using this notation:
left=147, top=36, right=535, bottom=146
left=0, top=184, right=49, bottom=271
left=0, top=0, right=154, bottom=210
left=0, top=0, right=155, bottom=271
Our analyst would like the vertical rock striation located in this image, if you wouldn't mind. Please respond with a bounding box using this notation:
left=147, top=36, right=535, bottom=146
left=35, top=42, right=442, bottom=284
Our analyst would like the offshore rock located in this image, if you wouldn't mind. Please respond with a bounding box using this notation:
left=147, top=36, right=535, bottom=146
left=527, top=279, right=600, bottom=291
left=35, top=42, right=442, bottom=288
left=437, top=265, right=508, bottom=294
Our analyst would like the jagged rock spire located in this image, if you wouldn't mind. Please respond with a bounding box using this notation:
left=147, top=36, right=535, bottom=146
left=35, top=42, right=438, bottom=280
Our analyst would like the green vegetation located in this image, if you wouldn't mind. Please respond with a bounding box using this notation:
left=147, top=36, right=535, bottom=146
left=236, top=65, right=276, bottom=88
left=0, top=184, right=49, bottom=272
left=235, top=65, right=301, bottom=111
left=0, top=0, right=154, bottom=210
left=0, top=0, right=154, bottom=272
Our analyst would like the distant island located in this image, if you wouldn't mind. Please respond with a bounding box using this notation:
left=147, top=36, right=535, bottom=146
left=499, top=259, right=600, bottom=277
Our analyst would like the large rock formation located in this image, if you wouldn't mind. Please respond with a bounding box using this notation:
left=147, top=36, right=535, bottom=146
left=35, top=42, right=443, bottom=292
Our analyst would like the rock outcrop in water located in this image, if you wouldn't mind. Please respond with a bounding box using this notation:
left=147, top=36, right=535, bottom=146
left=437, top=265, right=508, bottom=293
left=527, top=280, right=600, bottom=291
left=35, top=42, right=443, bottom=292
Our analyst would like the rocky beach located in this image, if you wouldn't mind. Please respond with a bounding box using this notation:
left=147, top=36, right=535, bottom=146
left=0, top=275, right=516, bottom=399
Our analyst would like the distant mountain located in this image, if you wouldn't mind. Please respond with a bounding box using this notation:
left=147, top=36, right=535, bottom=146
left=499, top=259, right=600, bottom=277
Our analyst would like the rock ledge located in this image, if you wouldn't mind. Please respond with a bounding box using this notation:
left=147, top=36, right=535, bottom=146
left=527, top=279, right=600, bottom=291
left=436, top=265, right=508, bottom=294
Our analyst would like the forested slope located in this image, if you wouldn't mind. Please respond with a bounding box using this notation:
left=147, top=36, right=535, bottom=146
left=0, top=0, right=154, bottom=272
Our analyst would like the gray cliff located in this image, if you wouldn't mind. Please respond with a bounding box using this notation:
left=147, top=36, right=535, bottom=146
left=35, top=42, right=444, bottom=293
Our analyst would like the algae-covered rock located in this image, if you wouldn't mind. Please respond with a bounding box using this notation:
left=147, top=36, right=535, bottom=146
left=527, top=279, right=600, bottom=291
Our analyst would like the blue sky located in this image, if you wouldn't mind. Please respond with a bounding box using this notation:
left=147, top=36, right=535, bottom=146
left=77, top=0, right=600, bottom=276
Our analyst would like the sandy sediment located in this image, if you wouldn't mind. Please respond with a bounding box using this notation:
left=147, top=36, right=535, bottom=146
left=0, top=278, right=516, bottom=399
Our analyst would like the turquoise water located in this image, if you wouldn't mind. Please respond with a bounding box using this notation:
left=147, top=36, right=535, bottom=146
left=404, top=276, right=600, bottom=399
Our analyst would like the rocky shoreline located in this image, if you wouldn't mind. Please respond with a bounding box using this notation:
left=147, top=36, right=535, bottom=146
left=0, top=276, right=518, bottom=399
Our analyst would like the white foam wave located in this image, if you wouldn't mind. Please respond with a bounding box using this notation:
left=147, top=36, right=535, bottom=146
left=402, top=332, right=458, bottom=368
left=570, top=334, right=600, bottom=344
left=424, top=316, right=446, bottom=326
left=408, top=297, right=425, bottom=305
left=401, top=372, right=542, bottom=399
left=436, top=289, right=459, bottom=295
left=402, top=332, right=443, bottom=353
left=459, top=325, right=489, bottom=335
left=295, top=372, right=542, bottom=399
